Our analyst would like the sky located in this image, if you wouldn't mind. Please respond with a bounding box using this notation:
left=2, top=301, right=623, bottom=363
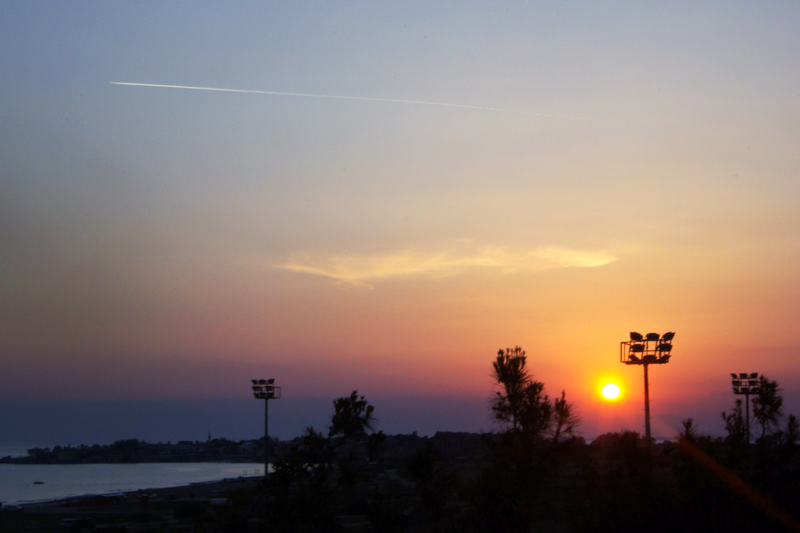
left=2, top=1, right=799, bottom=446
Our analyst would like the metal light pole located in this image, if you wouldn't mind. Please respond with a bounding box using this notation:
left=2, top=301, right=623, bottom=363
left=731, top=372, right=759, bottom=443
left=620, top=332, right=675, bottom=452
left=252, top=379, right=281, bottom=481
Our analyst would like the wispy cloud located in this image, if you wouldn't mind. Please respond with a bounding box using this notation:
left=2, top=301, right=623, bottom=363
left=276, top=243, right=615, bottom=286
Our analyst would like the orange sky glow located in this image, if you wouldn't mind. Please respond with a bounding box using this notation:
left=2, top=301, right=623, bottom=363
left=1, top=2, right=799, bottom=444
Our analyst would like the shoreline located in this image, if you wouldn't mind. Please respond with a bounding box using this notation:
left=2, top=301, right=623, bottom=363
left=1, top=462, right=265, bottom=508
left=2, top=476, right=265, bottom=532
left=14, top=474, right=263, bottom=508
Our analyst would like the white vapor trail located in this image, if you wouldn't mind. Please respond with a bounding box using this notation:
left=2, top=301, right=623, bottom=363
left=110, top=82, right=562, bottom=117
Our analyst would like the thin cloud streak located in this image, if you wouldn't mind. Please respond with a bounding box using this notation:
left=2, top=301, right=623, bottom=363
left=277, top=244, right=616, bottom=286
left=110, top=82, right=566, bottom=117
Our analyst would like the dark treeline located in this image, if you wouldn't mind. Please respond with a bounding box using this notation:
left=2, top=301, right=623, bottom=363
left=1, top=437, right=266, bottom=464
left=7, top=348, right=800, bottom=533
left=236, top=348, right=800, bottom=533
left=0, top=432, right=483, bottom=466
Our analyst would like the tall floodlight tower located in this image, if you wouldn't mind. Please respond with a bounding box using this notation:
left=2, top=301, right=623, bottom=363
left=252, top=379, right=281, bottom=481
left=731, top=372, right=760, bottom=443
left=620, top=332, right=675, bottom=450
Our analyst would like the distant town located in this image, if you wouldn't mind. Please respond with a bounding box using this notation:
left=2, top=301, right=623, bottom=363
left=0, top=431, right=491, bottom=465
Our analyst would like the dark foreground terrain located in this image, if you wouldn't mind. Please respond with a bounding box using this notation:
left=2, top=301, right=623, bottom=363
left=4, top=429, right=800, bottom=533
left=0, top=476, right=259, bottom=533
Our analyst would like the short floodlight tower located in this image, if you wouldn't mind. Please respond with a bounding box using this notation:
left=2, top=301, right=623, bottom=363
left=252, top=379, right=281, bottom=481
left=620, top=331, right=675, bottom=451
left=731, top=372, right=759, bottom=443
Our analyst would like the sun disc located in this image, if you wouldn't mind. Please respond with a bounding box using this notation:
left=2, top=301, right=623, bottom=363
left=602, top=383, right=620, bottom=400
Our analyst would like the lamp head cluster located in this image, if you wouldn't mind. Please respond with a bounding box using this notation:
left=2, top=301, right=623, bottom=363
left=731, top=373, right=760, bottom=395
left=620, top=331, right=675, bottom=365
left=251, top=379, right=281, bottom=400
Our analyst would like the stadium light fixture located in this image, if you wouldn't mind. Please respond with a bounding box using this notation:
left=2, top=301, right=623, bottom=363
left=731, top=372, right=759, bottom=443
left=252, top=379, right=281, bottom=481
left=620, top=331, right=675, bottom=451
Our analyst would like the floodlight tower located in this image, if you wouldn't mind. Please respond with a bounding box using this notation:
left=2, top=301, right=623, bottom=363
left=620, top=332, right=675, bottom=450
left=252, top=379, right=281, bottom=481
left=730, top=372, right=760, bottom=443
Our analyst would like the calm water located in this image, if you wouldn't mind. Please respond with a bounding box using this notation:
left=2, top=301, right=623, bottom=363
left=0, top=463, right=263, bottom=505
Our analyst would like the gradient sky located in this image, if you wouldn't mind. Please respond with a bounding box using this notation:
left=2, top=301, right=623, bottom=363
left=2, top=1, right=799, bottom=446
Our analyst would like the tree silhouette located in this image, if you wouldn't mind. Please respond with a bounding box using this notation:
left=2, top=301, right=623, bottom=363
left=329, top=390, right=376, bottom=440
left=752, top=375, right=783, bottom=441
left=783, top=414, right=800, bottom=447
left=269, top=427, right=339, bottom=532
left=680, top=418, right=699, bottom=442
left=270, top=391, right=381, bottom=531
left=722, top=399, right=747, bottom=443
left=491, top=347, right=531, bottom=432
left=474, top=346, right=579, bottom=532
left=551, top=389, right=580, bottom=443
left=491, top=346, right=578, bottom=444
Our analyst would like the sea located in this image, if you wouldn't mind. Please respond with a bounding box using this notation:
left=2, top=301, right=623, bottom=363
left=0, top=462, right=263, bottom=505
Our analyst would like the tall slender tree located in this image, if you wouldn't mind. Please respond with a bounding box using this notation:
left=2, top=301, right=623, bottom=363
left=752, top=376, right=783, bottom=440
left=491, top=347, right=531, bottom=432
left=491, top=347, right=578, bottom=443
left=476, top=346, right=579, bottom=532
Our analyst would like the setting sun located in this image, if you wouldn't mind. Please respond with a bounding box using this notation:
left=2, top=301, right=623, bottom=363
left=601, top=384, right=621, bottom=400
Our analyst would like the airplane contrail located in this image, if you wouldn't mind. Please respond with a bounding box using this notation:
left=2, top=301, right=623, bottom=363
left=110, top=81, right=564, bottom=117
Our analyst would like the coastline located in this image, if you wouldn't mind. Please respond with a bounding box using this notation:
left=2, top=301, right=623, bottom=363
left=16, top=474, right=263, bottom=507
left=1, top=462, right=263, bottom=508
left=2, top=476, right=264, bottom=532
